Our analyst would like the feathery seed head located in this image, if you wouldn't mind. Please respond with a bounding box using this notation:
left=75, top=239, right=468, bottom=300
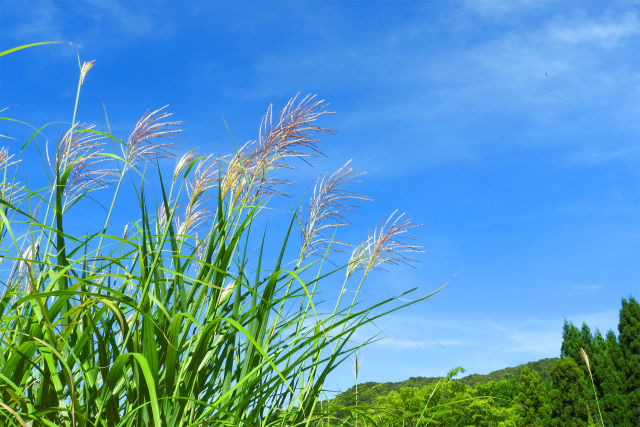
left=346, top=239, right=369, bottom=279
left=157, top=202, right=169, bottom=231
left=301, top=160, right=370, bottom=258
left=0, top=147, right=23, bottom=203
left=56, top=124, right=115, bottom=205
left=220, top=145, right=251, bottom=204
left=178, top=198, right=212, bottom=236
left=254, top=93, right=333, bottom=179
left=174, top=148, right=198, bottom=181
left=0, top=147, right=11, bottom=167
left=348, top=211, right=423, bottom=278
left=352, top=352, right=362, bottom=378
left=220, top=94, right=333, bottom=207
left=79, top=60, right=95, bottom=86
left=364, top=210, right=422, bottom=274
left=580, top=348, right=591, bottom=371
left=188, top=153, right=220, bottom=203
left=124, top=105, right=181, bottom=169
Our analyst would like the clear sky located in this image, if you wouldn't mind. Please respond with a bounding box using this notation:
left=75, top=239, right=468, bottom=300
left=1, top=0, right=639, bottom=393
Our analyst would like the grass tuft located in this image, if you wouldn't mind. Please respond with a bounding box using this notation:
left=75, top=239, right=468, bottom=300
left=0, top=45, right=436, bottom=426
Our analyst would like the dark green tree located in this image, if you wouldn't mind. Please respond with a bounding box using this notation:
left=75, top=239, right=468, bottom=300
left=592, top=330, right=626, bottom=426
left=560, top=320, right=582, bottom=361
left=579, top=323, right=593, bottom=353
left=514, top=366, right=551, bottom=425
left=618, top=296, right=640, bottom=424
left=550, top=358, right=590, bottom=426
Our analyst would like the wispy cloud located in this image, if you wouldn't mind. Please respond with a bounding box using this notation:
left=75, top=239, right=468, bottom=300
left=236, top=5, right=640, bottom=177
left=3, top=0, right=64, bottom=41
left=546, top=12, right=640, bottom=46
left=374, top=336, right=467, bottom=349
left=2, top=0, right=173, bottom=46
left=361, top=307, right=619, bottom=362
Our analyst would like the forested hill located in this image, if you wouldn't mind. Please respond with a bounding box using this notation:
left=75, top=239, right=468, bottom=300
left=460, top=357, right=558, bottom=386
left=333, top=357, right=558, bottom=405
left=322, top=296, right=638, bottom=426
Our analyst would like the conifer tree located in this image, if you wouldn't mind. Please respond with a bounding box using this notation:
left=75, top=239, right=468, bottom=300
left=593, top=330, right=626, bottom=426
left=560, top=320, right=582, bottom=361
left=550, top=357, right=590, bottom=426
left=618, top=296, right=640, bottom=424
left=579, top=323, right=593, bottom=354
left=515, top=366, right=552, bottom=425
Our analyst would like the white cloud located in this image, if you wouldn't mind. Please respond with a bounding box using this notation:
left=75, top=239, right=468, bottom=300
left=547, top=13, right=640, bottom=46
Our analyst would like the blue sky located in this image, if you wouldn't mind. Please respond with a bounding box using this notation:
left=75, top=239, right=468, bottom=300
left=1, top=0, right=639, bottom=392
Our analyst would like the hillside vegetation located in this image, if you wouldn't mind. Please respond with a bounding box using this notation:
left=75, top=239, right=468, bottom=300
left=320, top=296, right=639, bottom=426
left=333, top=357, right=559, bottom=408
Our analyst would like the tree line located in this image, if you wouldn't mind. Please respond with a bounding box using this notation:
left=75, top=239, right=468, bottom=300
left=321, top=296, right=639, bottom=426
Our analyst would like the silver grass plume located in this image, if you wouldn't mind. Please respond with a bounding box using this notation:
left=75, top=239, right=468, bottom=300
left=300, top=160, right=369, bottom=258
left=180, top=153, right=219, bottom=235
left=79, top=60, right=95, bottom=86
left=0, top=147, right=23, bottom=203
left=124, top=105, right=181, bottom=171
left=347, top=210, right=423, bottom=278
left=173, top=148, right=198, bottom=181
left=54, top=124, right=116, bottom=206
left=220, top=94, right=333, bottom=206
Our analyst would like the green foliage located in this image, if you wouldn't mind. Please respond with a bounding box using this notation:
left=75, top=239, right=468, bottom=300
left=594, top=330, right=626, bottom=425
left=619, top=296, right=640, bottom=424
left=462, top=357, right=558, bottom=387
left=559, top=296, right=640, bottom=427
left=514, top=367, right=551, bottom=425
left=550, top=358, right=590, bottom=426
left=0, top=45, right=433, bottom=426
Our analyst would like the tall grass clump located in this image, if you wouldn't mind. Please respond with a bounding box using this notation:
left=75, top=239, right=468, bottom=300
left=0, top=46, right=435, bottom=426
